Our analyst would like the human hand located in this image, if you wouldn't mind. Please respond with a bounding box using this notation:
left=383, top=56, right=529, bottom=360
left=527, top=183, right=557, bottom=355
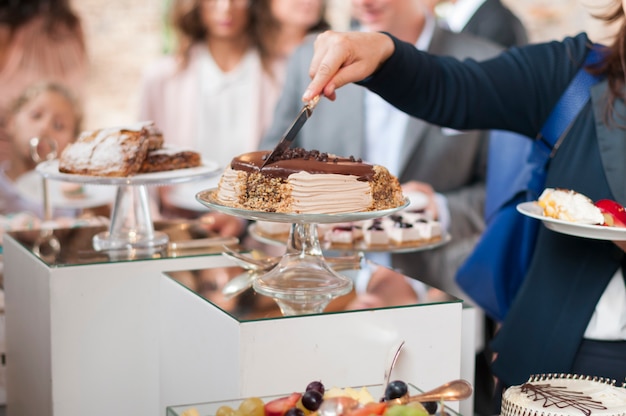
left=402, top=181, right=439, bottom=220
left=346, top=266, right=420, bottom=311
left=303, top=31, right=395, bottom=102
left=199, top=212, right=246, bottom=238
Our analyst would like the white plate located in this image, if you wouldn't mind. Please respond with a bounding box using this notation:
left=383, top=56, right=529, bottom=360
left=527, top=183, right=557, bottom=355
left=15, top=171, right=116, bottom=209
left=404, top=191, right=429, bottom=211
left=517, top=201, right=626, bottom=241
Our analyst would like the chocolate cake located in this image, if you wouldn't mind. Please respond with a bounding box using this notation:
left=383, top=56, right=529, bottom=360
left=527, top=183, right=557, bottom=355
left=212, top=148, right=405, bottom=214
left=140, top=147, right=201, bottom=173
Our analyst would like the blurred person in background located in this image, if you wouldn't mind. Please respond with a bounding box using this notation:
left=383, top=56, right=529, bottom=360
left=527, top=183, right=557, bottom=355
left=0, top=81, right=82, bottom=217
left=433, top=3, right=528, bottom=405
left=0, top=0, right=87, bottom=163
left=433, top=0, right=527, bottom=48
left=260, top=3, right=502, bottom=410
left=261, top=0, right=501, bottom=303
left=139, top=0, right=272, bottom=168
left=301, top=0, right=626, bottom=401
left=138, top=0, right=329, bottom=238
left=251, top=0, right=329, bottom=82
left=138, top=0, right=270, bottom=235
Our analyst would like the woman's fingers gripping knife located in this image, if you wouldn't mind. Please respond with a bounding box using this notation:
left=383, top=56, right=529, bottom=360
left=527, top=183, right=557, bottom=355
left=303, top=31, right=395, bottom=102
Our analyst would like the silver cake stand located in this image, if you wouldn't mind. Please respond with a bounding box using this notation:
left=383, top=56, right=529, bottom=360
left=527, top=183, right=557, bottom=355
left=196, top=188, right=409, bottom=316
left=36, top=159, right=220, bottom=254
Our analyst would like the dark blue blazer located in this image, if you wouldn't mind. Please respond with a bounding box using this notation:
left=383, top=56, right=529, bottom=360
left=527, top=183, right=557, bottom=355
left=361, top=33, right=625, bottom=386
left=462, top=0, right=528, bottom=48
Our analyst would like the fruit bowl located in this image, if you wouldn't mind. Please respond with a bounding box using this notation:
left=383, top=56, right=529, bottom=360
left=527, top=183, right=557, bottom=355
left=165, top=383, right=463, bottom=416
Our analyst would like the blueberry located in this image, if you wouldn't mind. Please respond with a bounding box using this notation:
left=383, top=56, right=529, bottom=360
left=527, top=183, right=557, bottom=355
left=305, top=380, right=325, bottom=395
left=422, top=401, right=438, bottom=414
left=284, top=408, right=305, bottom=416
left=384, top=380, right=408, bottom=400
left=301, top=390, right=324, bottom=411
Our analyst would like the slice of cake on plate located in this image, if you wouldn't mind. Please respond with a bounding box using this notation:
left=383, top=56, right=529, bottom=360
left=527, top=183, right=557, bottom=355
left=140, top=147, right=201, bottom=173
left=59, top=121, right=202, bottom=177
left=59, top=123, right=151, bottom=177
left=362, top=219, right=389, bottom=246
left=538, top=188, right=604, bottom=224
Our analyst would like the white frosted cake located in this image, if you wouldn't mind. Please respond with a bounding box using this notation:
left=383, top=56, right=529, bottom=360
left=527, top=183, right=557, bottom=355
left=501, top=374, right=626, bottom=416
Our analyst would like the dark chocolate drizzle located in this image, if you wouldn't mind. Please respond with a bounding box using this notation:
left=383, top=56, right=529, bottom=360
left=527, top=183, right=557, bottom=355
left=230, top=148, right=374, bottom=181
left=521, top=383, right=607, bottom=416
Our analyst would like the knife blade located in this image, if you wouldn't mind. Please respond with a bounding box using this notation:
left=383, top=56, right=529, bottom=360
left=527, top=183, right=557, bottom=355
left=261, top=96, right=320, bottom=168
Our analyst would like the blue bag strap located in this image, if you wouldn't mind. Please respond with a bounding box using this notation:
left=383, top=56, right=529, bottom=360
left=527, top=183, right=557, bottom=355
left=523, top=45, right=606, bottom=196
left=485, top=45, right=606, bottom=219
left=537, top=45, right=606, bottom=151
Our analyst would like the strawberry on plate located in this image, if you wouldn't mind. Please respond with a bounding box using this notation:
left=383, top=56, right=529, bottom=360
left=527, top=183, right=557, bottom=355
left=594, top=199, right=626, bottom=227
left=264, top=393, right=302, bottom=416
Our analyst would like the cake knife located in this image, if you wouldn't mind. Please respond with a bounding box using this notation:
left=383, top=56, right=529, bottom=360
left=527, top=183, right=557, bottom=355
left=260, top=95, right=320, bottom=168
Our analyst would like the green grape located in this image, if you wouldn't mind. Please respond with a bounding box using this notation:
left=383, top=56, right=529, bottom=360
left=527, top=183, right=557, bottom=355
left=216, top=405, right=236, bottom=416
left=238, top=397, right=265, bottom=416
left=385, top=404, right=428, bottom=416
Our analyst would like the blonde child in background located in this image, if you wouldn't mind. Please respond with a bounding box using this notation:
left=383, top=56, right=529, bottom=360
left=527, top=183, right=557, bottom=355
left=0, top=0, right=88, bottom=163
left=0, top=82, right=112, bottom=246
left=1, top=81, right=82, bottom=217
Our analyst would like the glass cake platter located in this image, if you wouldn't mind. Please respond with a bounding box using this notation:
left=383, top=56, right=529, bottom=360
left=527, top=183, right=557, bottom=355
left=37, top=159, right=220, bottom=253
left=196, top=188, right=409, bottom=316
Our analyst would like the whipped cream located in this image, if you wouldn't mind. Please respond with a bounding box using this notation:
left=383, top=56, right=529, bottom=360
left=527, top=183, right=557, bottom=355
left=538, top=188, right=605, bottom=224
left=215, top=168, right=243, bottom=205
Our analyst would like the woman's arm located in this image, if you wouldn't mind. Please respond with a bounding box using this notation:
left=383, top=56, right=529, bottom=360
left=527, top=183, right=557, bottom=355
left=304, top=31, right=591, bottom=138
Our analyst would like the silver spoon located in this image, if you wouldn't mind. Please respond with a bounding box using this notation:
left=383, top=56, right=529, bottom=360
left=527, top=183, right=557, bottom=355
left=221, top=246, right=279, bottom=271
left=222, top=270, right=261, bottom=299
left=382, top=340, right=406, bottom=396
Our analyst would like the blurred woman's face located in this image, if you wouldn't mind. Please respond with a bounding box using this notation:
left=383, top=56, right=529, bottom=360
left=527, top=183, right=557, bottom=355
left=351, top=0, right=416, bottom=33
left=271, top=0, right=324, bottom=29
left=199, top=0, right=250, bottom=40
left=10, top=90, right=77, bottom=164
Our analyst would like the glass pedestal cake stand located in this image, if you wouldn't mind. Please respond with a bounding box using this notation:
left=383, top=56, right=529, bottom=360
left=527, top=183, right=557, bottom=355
left=36, top=159, right=220, bottom=253
left=197, top=188, right=409, bottom=316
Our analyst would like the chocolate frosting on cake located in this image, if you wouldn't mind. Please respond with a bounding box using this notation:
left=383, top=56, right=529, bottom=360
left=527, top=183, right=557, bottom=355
left=216, top=148, right=405, bottom=214
left=231, top=149, right=375, bottom=181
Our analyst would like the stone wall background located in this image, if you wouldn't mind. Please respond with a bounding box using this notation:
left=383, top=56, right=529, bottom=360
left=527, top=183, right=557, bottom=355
left=73, top=0, right=619, bottom=131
